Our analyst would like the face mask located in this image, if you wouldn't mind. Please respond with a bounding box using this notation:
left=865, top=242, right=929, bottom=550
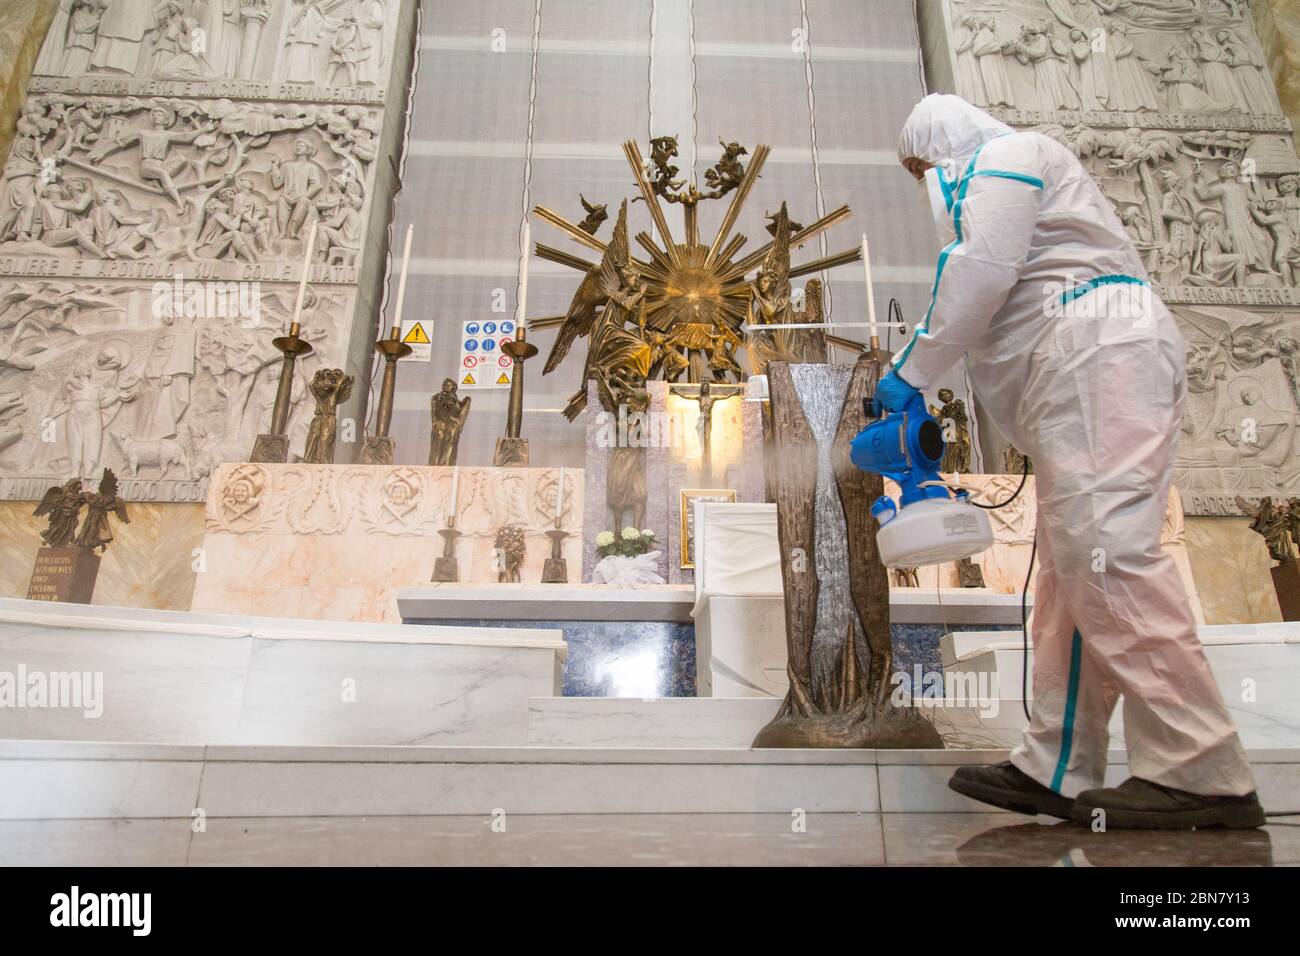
left=921, top=163, right=958, bottom=247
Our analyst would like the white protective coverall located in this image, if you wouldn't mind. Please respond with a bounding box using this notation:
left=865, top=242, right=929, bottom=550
left=896, top=94, right=1254, bottom=798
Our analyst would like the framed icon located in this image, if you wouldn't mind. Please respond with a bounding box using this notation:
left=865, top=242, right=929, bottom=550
left=679, top=488, right=737, bottom=569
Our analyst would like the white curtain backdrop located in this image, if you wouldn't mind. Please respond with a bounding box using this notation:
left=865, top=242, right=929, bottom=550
left=379, top=0, right=942, bottom=470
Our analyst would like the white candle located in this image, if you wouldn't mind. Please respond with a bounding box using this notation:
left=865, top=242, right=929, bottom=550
left=861, top=233, right=878, bottom=346
left=391, top=223, right=414, bottom=336
left=448, top=465, right=459, bottom=526
left=517, top=223, right=531, bottom=326
left=289, top=220, right=318, bottom=333
left=554, top=466, right=564, bottom=523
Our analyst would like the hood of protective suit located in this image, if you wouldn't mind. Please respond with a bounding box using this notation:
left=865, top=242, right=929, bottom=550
left=897, top=93, right=1015, bottom=170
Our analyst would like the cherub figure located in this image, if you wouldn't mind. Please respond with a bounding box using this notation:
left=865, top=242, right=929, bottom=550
left=703, top=139, right=748, bottom=198
left=577, top=195, right=608, bottom=234
left=642, top=135, right=684, bottom=199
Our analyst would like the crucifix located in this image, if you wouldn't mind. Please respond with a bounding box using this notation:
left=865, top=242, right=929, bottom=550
left=670, top=381, right=741, bottom=486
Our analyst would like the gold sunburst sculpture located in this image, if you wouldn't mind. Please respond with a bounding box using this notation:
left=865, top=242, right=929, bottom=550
left=527, top=137, right=864, bottom=411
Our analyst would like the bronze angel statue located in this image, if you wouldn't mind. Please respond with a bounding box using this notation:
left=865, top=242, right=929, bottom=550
left=33, top=479, right=87, bottom=548
left=747, top=202, right=826, bottom=373
left=543, top=200, right=652, bottom=420
left=72, top=469, right=130, bottom=554
left=428, top=377, right=472, bottom=466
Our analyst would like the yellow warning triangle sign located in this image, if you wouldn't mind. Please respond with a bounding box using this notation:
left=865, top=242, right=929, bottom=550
left=496, top=372, right=510, bottom=385
left=461, top=372, right=476, bottom=385
left=403, top=322, right=430, bottom=344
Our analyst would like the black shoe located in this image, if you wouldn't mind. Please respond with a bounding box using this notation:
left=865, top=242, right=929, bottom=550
left=948, top=761, right=1075, bottom=820
left=1072, top=777, right=1266, bottom=830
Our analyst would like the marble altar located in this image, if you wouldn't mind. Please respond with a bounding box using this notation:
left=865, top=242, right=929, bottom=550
left=190, top=462, right=583, bottom=622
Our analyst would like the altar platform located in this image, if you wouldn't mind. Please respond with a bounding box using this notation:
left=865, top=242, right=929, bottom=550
left=1, top=596, right=1297, bottom=867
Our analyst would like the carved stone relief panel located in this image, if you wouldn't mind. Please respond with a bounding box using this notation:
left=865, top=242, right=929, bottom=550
left=949, top=0, right=1282, bottom=123
left=934, top=1, right=1300, bottom=513
left=943, top=1, right=1300, bottom=301
left=0, top=0, right=411, bottom=504
left=0, top=92, right=379, bottom=282
left=34, top=0, right=395, bottom=99
left=1172, top=304, right=1300, bottom=513
left=0, top=279, right=352, bottom=502
left=1034, top=124, right=1300, bottom=303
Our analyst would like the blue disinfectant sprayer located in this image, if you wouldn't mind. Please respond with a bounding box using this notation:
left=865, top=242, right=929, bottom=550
left=849, top=390, right=993, bottom=568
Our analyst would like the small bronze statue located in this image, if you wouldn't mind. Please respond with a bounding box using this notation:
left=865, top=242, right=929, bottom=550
left=72, top=469, right=130, bottom=553
left=428, top=377, right=471, bottom=466
left=930, top=388, right=972, bottom=474
left=577, top=195, right=609, bottom=234
left=1238, top=495, right=1295, bottom=563
left=34, top=479, right=88, bottom=547
left=302, top=368, right=354, bottom=464
left=494, top=524, right=526, bottom=583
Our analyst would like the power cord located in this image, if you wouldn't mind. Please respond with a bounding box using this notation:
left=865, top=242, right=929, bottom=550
left=1020, top=533, right=1036, bottom=722
left=886, top=297, right=904, bottom=352
left=962, top=458, right=1034, bottom=721
left=969, top=458, right=1029, bottom=510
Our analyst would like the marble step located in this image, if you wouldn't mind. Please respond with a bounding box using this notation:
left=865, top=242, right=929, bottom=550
left=527, top=697, right=1026, bottom=750
left=2, top=740, right=1297, bottom=820
left=528, top=696, right=781, bottom=748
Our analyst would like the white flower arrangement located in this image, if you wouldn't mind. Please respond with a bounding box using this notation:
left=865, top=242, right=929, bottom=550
left=596, top=527, right=658, bottom=559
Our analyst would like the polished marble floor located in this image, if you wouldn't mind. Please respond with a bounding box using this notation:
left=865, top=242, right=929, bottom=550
left=0, top=814, right=1292, bottom=866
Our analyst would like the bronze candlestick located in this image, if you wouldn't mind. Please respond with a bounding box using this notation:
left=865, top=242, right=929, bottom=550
left=251, top=322, right=314, bottom=463
left=540, top=518, right=571, bottom=584
left=494, top=327, right=539, bottom=466
left=431, top=516, right=463, bottom=583
left=359, top=326, right=413, bottom=465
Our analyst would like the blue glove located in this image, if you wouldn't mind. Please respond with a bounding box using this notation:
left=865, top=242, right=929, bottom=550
left=871, top=368, right=919, bottom=417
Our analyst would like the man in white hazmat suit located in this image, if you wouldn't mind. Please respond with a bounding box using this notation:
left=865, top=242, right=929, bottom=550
left=880, top=93, right=1262, bottom=829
